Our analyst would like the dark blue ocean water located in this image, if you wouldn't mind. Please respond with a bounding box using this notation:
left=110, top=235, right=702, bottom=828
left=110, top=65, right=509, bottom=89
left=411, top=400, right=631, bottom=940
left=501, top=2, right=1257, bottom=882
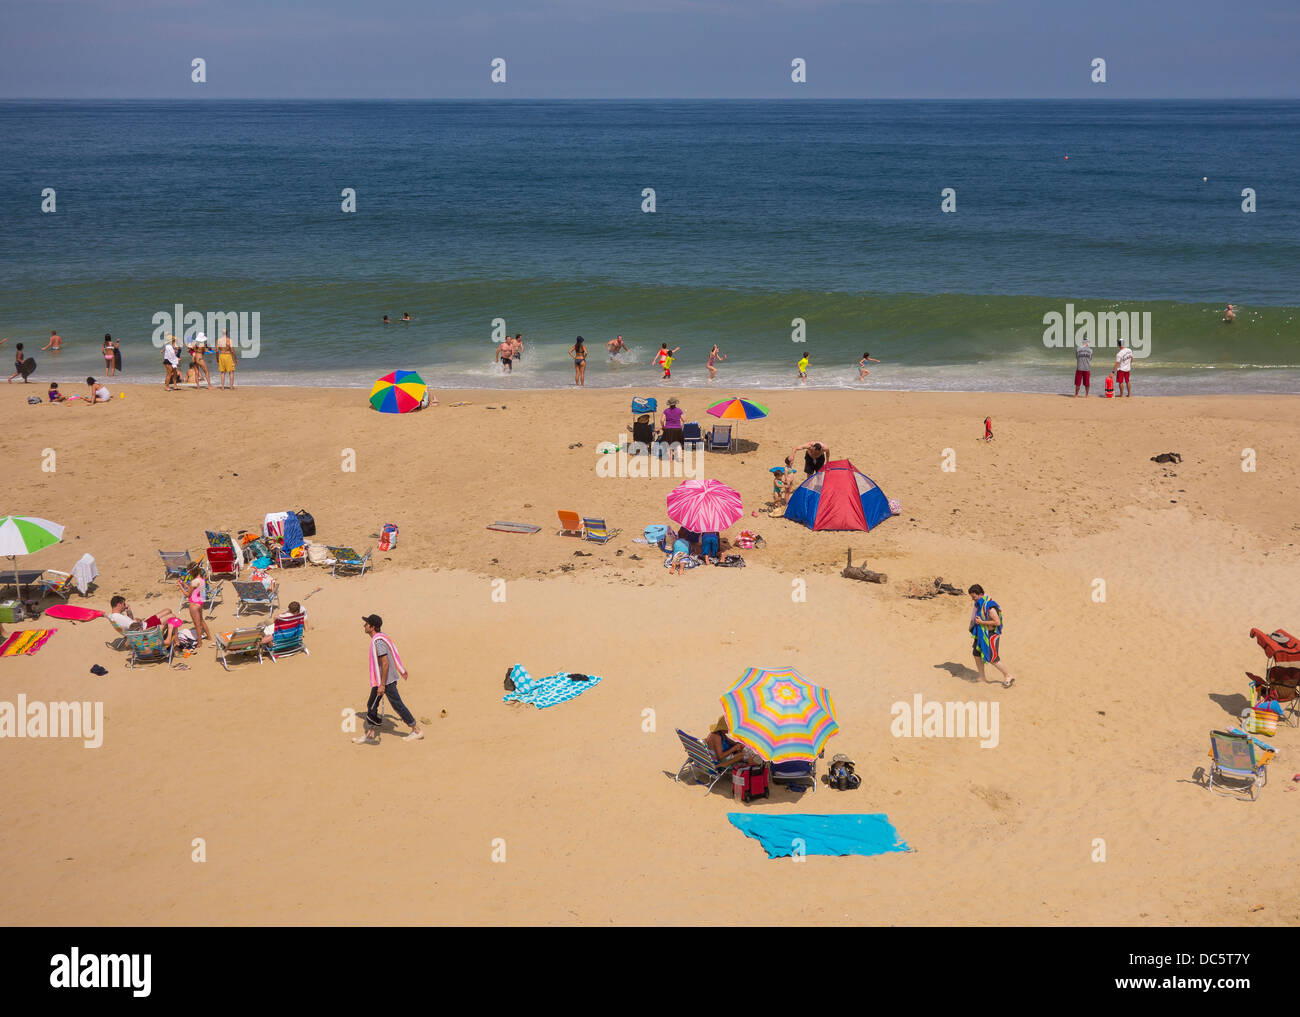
left=0, top=100, right=1296, bottom=392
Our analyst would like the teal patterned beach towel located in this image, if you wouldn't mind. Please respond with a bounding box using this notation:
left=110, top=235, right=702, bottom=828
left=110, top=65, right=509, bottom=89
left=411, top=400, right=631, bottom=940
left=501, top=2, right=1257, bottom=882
left=503, top=664, right=603, bottom=709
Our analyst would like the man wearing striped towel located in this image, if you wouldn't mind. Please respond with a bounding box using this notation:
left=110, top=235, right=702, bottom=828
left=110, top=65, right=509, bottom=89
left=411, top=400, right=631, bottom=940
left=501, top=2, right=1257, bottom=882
left=355, top=614, right=424, bottom=744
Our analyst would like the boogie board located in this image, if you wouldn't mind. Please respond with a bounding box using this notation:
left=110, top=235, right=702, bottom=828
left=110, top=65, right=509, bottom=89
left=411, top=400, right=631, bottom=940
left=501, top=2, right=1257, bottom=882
left=20, top=357, right=36, bottom=379
left=113, top=347, right=122, bottom=371
left=486, top=522, right=541, bottom=533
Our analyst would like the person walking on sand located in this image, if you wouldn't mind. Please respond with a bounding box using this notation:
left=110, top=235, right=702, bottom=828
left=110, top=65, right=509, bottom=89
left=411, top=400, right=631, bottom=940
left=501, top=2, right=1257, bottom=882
left=570, top=336, right=588, bottom=387
left=858, top=352, right=880, bottom=380
left=355, top=614, right=424, bottom=744
left=42, top=330, right=62, bottom=352
left=1073, top=336, right=1093, bottom=398
left=1113, top=339, right=1133, bottom=397
left=797, top=352, right=810, bottom=379
left=216, top=328, right=238, bottom=389
left=968, top=584, right=1014, bottom=688
left=706, top=344, right=726, bottom=380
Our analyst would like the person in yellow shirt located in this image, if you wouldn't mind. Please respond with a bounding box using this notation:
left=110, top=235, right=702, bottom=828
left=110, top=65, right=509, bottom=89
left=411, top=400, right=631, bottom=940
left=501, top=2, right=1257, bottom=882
left=797, top=352, right=810, bottom=379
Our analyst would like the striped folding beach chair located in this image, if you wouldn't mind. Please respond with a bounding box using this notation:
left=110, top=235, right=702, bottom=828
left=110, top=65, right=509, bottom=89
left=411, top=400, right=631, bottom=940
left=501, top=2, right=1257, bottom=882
left=36, top=570, right=77, bottom=602
left=263, top=613, right=308, bottom=662
left=215, top=626, right=266, bottom=671
left=581, top=518, right=618, bottom=545
left=674, top=729, right=739, bottom=793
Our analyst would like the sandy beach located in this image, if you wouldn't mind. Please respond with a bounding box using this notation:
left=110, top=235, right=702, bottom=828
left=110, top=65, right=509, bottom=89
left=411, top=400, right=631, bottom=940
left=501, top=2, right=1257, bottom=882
left=2, top=384, right=1298, bottom=926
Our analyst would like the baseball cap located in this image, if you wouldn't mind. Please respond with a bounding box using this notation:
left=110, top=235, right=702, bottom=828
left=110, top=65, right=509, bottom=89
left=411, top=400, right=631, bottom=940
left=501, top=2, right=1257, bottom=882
left=361, top=614, right=383, bottom=629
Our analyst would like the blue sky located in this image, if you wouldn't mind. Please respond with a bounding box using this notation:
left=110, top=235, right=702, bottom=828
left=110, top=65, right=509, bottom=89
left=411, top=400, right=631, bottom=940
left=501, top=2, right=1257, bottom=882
left=1, top=0, right=1296, bottom=98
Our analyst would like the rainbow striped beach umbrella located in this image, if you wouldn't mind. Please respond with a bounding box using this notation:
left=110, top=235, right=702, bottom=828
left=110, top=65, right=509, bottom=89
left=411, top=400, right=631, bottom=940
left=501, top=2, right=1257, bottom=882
left=706, top=397, right=770, bottom=421
left=666, top=478, right=743, bottom=533
left=368, top=370, right=427, bottom=414
left=720, top=666, right=839, bottom=763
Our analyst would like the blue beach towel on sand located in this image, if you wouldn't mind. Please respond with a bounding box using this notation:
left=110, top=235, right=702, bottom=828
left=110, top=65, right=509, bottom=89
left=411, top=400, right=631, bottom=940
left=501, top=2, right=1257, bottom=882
left=503, top=664, right=602, bottom=709
left=727, top=813, right=910, bottom=859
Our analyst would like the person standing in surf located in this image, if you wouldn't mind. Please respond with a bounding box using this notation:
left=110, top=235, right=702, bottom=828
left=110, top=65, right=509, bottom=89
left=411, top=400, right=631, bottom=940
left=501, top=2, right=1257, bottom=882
left=706, top=344, right=726, bottom=380
left=216, top=328, right=238, bottom=389
left=607, top=335, right=629, bottom=358
left=41, top=330, right=62, bottom=352
left=570, top=336, right=588, bottom=387
left=102, top=334, right=117, bottom=377
left=1073, top=337, right=1092, bottom=398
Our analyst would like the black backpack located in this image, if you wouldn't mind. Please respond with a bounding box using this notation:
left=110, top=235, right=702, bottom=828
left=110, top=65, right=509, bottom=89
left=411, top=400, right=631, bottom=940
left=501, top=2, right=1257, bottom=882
left=295, top=510, right=316, bottom=537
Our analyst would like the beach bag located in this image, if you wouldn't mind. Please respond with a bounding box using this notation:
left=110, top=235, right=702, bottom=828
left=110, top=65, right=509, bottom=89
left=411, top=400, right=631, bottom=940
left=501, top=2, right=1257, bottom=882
left=304, top=542, right=331, bottom=566
left=27, top=396, right=41, bottom=405
left=378, top=523, right=399, bottom=551
left=735, top=530, right=756, bottom=550
left=888, top=497, right=901, bottom=516
left=295, top=510, right=316, bottom=537
left=1245, top=705, right=1280, bottom=737
left=643, top=524, right=668, bottom=546
left=732, top=764, right=769, bottom=804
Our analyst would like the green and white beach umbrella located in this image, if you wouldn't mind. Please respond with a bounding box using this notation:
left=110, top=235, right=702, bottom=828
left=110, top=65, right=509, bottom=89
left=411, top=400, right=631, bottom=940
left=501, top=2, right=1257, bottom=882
left=0, top=515, right=65, bottom=593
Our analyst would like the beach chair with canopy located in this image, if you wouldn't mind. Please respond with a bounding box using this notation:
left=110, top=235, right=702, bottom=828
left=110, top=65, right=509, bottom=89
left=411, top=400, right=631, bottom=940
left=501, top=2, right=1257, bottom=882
left=327, top=547, right=371, bottom=578
left=264, top=613, right=308, bottom=662
left=581, top=518, right=618, bottom=545
left=158, top=550, right=200, bottom=583
left=125, top=626, right=175, bottom=669
left=557, top=511, right=584, bottom=537
left=674, top=729, right=739, bottom=793
left=1248, top=628, right=1300, bottom=727
left=1208, top=729, right=1273, bottom=800
left=706, top=424, right=734, bottom=453
left=215, top=627, right=266, bottom=671
left=233, top=580, right=278, bottom=617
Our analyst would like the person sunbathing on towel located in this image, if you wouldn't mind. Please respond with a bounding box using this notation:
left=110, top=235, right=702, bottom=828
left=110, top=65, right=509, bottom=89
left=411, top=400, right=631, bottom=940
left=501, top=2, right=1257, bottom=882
left=706, top=717, right=763, bottom=768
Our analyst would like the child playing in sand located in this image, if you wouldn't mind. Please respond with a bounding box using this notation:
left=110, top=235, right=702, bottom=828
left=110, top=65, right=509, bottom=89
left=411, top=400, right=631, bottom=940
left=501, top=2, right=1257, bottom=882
left=85, top=377, right=111, bottom=405
left=858, top=352, right=880, bottom=379
left=770, top=458, right=797, bottom=507
left=797, top=352, right=810, bottom=379
left=47, top=382, right=65, bottom=403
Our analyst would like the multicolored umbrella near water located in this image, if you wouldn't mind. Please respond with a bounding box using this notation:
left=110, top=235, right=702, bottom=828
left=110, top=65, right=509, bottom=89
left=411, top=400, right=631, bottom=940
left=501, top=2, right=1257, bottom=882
left=368, top=370, right=427, bottom=414
left=666, top=478, right=743, bottom=533
left=706, top=397, right=770, bottom=421
left=720, top=666, right=839, bottom=763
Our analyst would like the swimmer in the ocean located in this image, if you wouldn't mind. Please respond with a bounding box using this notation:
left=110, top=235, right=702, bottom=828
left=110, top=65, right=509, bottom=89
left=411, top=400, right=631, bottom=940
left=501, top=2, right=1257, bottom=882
left=496, top=340, right=514, bottom=373
left=607, top=335, right=629, bottom=357
left=512, top=334, right=523, bottom=361
left=706, top=344, right=726, bottom=380
left=382, top=315, right=391, bottom=325
left=1223, top=303, right=1236, bottom=323
left=401, top=312, right=411, bottom=322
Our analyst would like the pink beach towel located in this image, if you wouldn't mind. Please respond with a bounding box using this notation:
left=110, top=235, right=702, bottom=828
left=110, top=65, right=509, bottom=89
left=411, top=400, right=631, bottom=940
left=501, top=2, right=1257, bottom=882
left=368, top=633, right=406, bottom=687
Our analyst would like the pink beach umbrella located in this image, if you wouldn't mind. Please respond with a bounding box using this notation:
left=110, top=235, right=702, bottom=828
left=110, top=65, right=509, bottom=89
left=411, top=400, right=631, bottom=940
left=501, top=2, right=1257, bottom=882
left=666, top=478, right=743, bottom=533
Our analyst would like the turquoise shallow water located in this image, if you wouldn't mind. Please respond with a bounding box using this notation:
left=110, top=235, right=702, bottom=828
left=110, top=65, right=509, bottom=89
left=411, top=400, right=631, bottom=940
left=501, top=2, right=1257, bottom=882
left=1, top=100, right=1296, bottom=393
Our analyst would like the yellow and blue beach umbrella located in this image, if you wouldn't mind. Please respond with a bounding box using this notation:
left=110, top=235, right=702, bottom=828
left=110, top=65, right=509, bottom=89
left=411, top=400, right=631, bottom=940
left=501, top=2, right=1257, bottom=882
left=720, top=666, right=839, bottom=763
left=368, top=370, right=427, bottom=414
left=706, top=397, right=770, bottom=421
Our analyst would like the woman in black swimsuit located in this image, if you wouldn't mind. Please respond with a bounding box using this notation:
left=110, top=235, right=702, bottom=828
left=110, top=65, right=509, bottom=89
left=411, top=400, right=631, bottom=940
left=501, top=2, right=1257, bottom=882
left=569, top=336, right=587, bottom=387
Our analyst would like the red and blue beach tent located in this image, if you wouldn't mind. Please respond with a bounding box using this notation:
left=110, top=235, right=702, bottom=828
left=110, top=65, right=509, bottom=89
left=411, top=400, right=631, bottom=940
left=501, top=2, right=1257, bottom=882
left=784, top=459, right=892, bottom=532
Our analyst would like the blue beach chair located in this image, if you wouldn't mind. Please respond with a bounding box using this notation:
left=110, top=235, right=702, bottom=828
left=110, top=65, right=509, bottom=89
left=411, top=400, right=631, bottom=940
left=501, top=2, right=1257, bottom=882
left=1208, top=729, right=1272, bottom=801
left=233, top=580, right=278, bottom=617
